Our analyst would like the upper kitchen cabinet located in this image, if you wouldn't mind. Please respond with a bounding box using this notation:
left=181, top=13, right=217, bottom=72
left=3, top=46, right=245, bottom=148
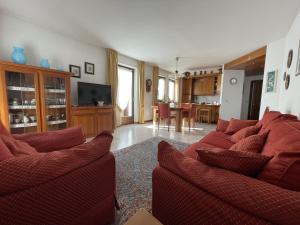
left=193, top=76, right=216, bottom=96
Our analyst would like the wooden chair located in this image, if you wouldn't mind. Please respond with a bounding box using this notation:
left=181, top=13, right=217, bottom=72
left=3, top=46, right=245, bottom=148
left=181, top=103, right=196, bottom=132
left=158, top=103, right=175, bottom=131
left=198, top=108, right=211, bottom=124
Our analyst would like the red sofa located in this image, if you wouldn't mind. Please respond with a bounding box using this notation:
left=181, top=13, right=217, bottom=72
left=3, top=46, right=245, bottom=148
left=152, top=111, right=300, bottom=225
left=0, top=125, right=116, bottom=225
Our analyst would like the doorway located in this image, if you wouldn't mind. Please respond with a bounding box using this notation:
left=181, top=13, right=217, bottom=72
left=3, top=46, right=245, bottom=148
left=117, top=65, right=134, bottom=125
left=248, top=80, right=263, bottom=120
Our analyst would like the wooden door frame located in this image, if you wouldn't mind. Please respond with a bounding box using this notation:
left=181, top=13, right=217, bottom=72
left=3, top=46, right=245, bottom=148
left=117, top=64, right=135, bottom=123
left=247, top=79, right=263, bottom=120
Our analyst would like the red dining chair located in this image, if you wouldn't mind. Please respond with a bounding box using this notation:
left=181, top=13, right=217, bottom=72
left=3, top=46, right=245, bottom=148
left=181, top=103, right=196, bottom=132
left=158, top=103, right=175, bottom=131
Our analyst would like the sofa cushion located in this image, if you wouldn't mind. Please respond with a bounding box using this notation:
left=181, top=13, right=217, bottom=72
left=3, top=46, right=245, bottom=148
left=0, top=135, right=37, bottom=157
left=230, top=125, right=261, bottom=143
left=225, top=119, right=257, bottom=135
left=0, top=138, right=14, bottom=161
left=0, top=121, right=10, bottom=137
left=184, top=131, right=235, bottom=159
left=197, top=149, right=271, bottom=176
left=216, top=119, right=229, bottom=132
left=13, top=126, right=86, bottom=153
left=258, top=152, right=300, bottom=192
left=261, top=120, right=300, bottom=156
left=229, top=132, right=268, bottom=153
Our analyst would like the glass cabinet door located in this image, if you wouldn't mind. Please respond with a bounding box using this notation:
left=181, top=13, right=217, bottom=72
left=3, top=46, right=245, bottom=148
left=5, top=71, right=40, bottom=134
left=42, top=75, right=68, bottom=131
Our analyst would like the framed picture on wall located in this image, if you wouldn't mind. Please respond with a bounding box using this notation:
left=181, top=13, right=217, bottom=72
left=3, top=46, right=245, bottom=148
left=85, top=62, right=95, bottom=75
left=296, top=40, right=300, bottom=76
left=69, top=65, right=81, bottom=78
left=266, top=70, right=278, bottom=93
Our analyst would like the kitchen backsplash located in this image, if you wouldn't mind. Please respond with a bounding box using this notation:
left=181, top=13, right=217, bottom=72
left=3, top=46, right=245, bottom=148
left=193, top=95, right=220, bottom=104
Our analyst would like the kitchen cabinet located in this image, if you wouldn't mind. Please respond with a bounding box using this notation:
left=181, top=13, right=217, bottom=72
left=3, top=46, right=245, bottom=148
left=193, top=76, right=215, bottom=96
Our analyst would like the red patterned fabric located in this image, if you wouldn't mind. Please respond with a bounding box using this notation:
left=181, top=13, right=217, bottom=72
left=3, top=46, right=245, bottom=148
left=0, top=138, right=13, bottom=161
left=0, top=131, right=115, bottom=225
left=258, top=152, right=300, bottom=192
left=225, top=118, right=258, bottom=134
left=13, top=126, right=86, bottom=153
left=216, top=119, right=229, bottom=132
left=0, top=121, right=10, bottom=136
left=153, top=167, right=270, bottom=225
left=184, top=131, right=234, bottom=159
left=230, top=125, right=261, bottom=143
left=197, top=148, right=271, bottom=176
left=229, top=132, right=268, bottom=153
left=0, top=134, right=37, bottom=157
left=261, top=119, right=300, bottom=156
left=156, top=143, right=300, bottom=225
left=256, top=110, right=281, bottom=128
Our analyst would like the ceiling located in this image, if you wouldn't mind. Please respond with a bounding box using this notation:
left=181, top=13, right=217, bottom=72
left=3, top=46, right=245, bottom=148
left=0, top=0, right=299, bottom=72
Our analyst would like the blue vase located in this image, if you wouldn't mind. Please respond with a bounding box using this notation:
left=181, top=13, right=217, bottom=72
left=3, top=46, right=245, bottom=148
left=11, top=47, right=26, bottom=64
left=40, top=58, right=50, bottom=68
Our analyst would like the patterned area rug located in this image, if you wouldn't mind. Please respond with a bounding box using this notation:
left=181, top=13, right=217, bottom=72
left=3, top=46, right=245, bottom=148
left=112, top=137, right=189, bottom=225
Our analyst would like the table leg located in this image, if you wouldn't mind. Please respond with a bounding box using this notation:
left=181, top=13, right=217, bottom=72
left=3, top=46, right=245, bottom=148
left=153, top=108, right=157, bottom=125
left=175, top=110, right=182, bottom=132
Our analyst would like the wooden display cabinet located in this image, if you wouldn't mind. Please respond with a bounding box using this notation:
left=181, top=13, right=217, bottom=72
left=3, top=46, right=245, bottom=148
left=0, top=61, right=71, bottom=134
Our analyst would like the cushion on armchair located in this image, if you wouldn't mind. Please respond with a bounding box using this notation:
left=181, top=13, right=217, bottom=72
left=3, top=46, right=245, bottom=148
left=0, top=131, right=113, bottom=195
left=229, top=132, right=268, bottom=153
left=258, top=152, right=300, bottom=192
left=197, top=148, right=271, bottom=176
left=13, top=126, right=86, bottom=152
left=0, top=135, right=37, bottom=157
left=225, top=119, right=257, bottom=135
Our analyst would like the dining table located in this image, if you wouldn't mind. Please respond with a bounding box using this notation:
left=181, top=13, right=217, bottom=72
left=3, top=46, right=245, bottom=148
left=152, top=105, right=184, bottom=132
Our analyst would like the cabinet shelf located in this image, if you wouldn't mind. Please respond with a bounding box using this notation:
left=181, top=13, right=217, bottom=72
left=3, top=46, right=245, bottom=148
left=47, top=120, right=67, bottom=125
left=47, top=105, right=66, bottom=109
left=46, top=89, right=66, bottom=93
left=10, top=122, right=38, bottom=128
left=7, top=86, right=35, bottom=92
left=9, top=105, right=36, bottom=110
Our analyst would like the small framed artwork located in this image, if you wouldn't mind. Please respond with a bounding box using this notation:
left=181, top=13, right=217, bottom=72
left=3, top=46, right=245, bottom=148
left=266, top=70, right=277, bottom=93
left=296, top=40, right=300, bottom=76
left=85, top=62, right=95, bottom=75
left=69, top=65, right=81, bottom=78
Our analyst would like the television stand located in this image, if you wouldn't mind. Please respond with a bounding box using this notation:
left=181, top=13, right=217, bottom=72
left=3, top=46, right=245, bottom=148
left=71, top=106, right=114, bottom=137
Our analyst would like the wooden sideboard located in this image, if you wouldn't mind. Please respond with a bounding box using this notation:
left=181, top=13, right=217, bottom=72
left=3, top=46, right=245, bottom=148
left=71, top=106, right=114, bottom=138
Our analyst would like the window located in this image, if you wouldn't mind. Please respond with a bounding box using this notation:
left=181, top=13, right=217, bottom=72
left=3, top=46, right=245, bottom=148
left=168, top=79, right=175, bottom=102
left=157, top=76, right=165, bottom=101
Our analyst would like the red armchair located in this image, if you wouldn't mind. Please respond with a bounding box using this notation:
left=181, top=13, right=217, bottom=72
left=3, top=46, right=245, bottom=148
left=0, top=125, right=116, bottom=225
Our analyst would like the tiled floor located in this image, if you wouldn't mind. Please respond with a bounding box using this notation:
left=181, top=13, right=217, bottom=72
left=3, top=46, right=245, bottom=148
left=111, top=122, right=216, bottom=151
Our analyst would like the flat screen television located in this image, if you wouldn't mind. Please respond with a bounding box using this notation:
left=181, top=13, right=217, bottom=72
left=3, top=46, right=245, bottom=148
left=78, top=82, right=112, bottom=106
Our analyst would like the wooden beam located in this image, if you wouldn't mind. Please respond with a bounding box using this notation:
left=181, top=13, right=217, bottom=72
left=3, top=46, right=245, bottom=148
left=224, top=46, right=267, bottom=70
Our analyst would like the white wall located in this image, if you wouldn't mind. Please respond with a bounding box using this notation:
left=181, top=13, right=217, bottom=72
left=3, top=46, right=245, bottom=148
left=0, top=13, right=107, bottom=105
left=260, top=10, right=300, bottom=118
left=241, top=74, right=264, bottom=120
left=259, top=39, right=285, bottom=118
left=278, top=11, right=300, bottom=117
left=220, top=70, right=245, bottom=120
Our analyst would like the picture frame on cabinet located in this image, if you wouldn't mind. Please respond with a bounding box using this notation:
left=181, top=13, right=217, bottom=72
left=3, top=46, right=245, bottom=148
left=85, top=62, right=95, bottom=75
left=266, top=70, right=277, bottom=93
left=296, top=40, right=300, bottom=76
left=69, top=65, right=81, bottom=78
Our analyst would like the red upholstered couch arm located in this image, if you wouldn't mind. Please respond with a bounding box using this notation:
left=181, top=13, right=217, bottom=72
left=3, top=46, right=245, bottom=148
left=0, top=132, right=112, bottom=195
left=158, top=149, right=300, bottom=225
left=13, top=126, right=86, bottom=152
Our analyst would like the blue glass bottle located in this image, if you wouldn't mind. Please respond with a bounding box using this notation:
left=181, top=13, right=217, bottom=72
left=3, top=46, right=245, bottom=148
left=40, top=58, right=50, bottom=69
left=11, top=47, right=26, bottom=64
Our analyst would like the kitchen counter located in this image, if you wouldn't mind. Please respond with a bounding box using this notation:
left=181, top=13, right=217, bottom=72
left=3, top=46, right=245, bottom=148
left=192, top=104, right=220, bottom=123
